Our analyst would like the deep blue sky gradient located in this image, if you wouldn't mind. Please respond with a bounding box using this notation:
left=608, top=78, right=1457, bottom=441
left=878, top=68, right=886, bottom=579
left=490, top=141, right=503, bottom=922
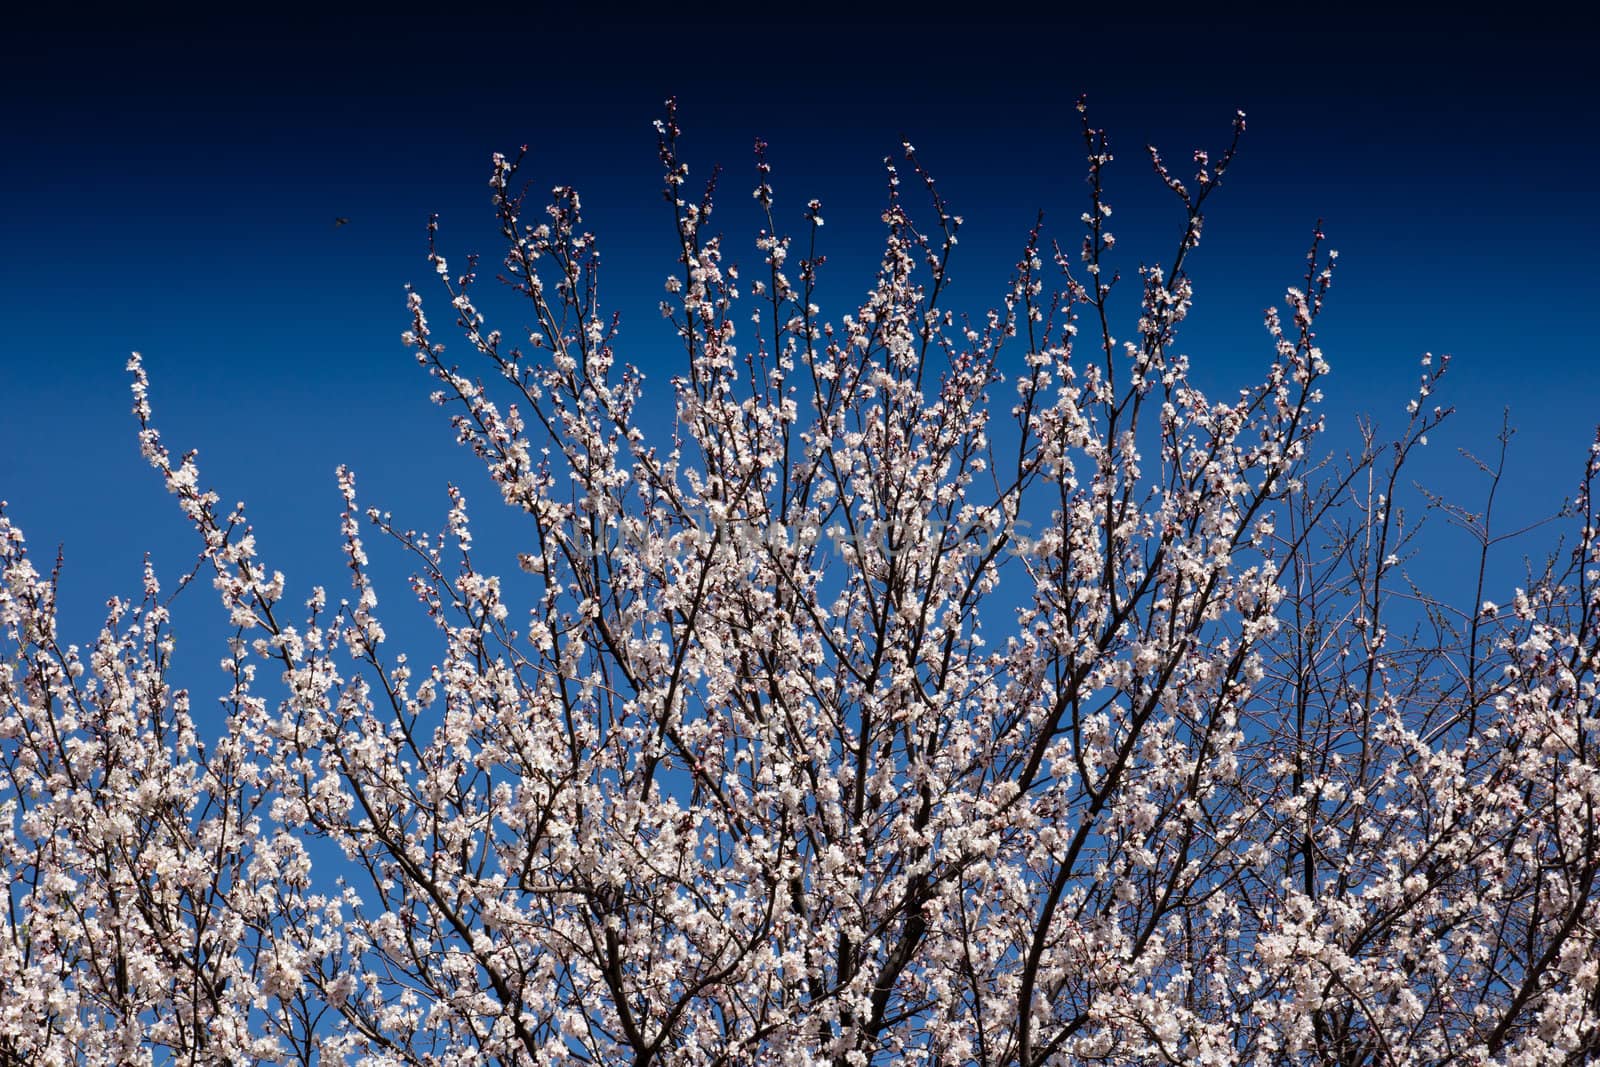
left=4, top=16, right=1597, bottom=658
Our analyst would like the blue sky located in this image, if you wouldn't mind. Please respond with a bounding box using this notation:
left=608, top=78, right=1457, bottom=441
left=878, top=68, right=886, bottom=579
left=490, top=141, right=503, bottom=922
left=3, top=15, right=1596, bottom=649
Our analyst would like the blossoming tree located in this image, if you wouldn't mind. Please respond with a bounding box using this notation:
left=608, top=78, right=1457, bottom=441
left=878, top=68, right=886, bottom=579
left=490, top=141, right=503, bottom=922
left=3, top=102, right=1598, bottom=1066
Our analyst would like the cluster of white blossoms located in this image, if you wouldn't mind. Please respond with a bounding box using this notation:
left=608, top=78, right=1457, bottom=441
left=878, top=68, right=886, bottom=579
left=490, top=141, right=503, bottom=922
left=3, top=101, right=1598, bottom=1065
